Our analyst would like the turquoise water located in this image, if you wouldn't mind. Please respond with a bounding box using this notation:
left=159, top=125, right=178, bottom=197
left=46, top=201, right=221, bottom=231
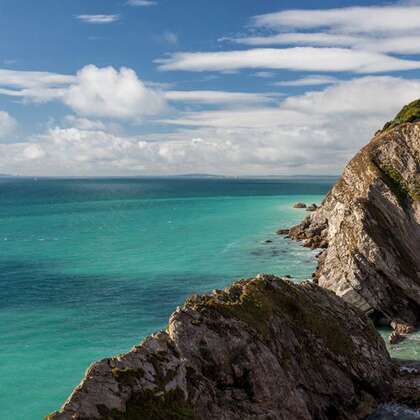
left=0, top=177, right=331, bottom=420
left=1, top=177, right=416, bottom=420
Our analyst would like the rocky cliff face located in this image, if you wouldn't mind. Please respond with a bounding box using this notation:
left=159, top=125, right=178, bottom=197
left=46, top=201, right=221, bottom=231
left=287, top=103, right=420, bottom=328
left=49, top=275, right=394, bottom=420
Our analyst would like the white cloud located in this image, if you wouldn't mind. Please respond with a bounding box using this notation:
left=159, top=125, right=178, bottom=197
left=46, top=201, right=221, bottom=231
left=229, top=32, right=420, bottom=55
left=0, top=65, right=167, bottom=120
left=127, top=0, right=157, bottom=6
left=162, top=77, right=420, bottom=129
left=165, top=90, right=277, bottom=105
left=0, top=111, right=16, bottom=139
left=0, top=68, right=74, bottom=92
left=22, top=144, right=45, bottom=160
left=63, top=65, right=166, bottom=120
left=233, top=5, right=420, bottom=55
left=2, top=76, right=419, bottom=176
left=274, top=76, right=338, bottom=87
left=0, top=68, right=73, bottom=103
left=63, top=115, right=107, bottom=131
left=157, top=47, right=420, bottom=73
left=225, top=33, right=362, bottom=47
left=253, top=71, right=274, bottom=78
left=76, top=15, right=120, bottom=24
left=253, top=6, right=420, bottom=34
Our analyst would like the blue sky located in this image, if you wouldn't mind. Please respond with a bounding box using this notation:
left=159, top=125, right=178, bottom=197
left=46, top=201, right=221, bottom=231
left=1, top=0, right=420, bottom=175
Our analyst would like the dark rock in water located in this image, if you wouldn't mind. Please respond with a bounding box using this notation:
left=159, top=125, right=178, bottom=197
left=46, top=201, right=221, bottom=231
left=276, top=228, right=290, bottom=235
left=288, top=216, right=328, bottom=250
left=287, top=102, right=420, bottom=327
left=293, top=202, right=307, bottom=209
left=391, top=360, right=420, bottom=410
left=306, top=203, right=318, bottom=212
left=389, top=331, right=406, bottom=345
left=263, top=239, right=273, bottom=244
left=389, top=322, right=416, bottom=345
left=48, top=275, right=394, bottom=420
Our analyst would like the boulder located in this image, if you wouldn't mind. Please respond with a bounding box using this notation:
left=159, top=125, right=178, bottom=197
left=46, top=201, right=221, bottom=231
left=48, top=275, right=394, bottom=420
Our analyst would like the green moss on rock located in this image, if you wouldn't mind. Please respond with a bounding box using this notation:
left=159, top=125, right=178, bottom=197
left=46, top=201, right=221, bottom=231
left=98, top=388, right=195, bottom=420
left=111, top=367, right=145, bottom=386
left=188, top=277, right=355, bottom=357
left=382, top=99, right=420, bottom=132
left=371, top=159, right=420, bottom=206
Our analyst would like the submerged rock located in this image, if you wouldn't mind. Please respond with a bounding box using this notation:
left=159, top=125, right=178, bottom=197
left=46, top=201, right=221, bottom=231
left=49, top=275, right=394, bottom=420
left=288, top=101, right=420, bottom=328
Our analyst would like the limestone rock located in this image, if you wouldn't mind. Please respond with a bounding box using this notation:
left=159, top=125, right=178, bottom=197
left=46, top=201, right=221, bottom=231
left=49, top=275, right=394, bottom=420
left=293, top=202, right=307, bottom=209
left=288, top=108, right=420, bottom=327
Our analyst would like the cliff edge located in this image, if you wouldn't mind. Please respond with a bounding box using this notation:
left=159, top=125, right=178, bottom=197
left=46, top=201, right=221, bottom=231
left=287, top=100, right=420, bottom=328
left=49, top=275, right=394, bottom=420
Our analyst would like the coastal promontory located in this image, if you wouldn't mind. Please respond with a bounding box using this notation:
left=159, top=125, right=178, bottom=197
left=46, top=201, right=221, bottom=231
left=49, top=275, right=395, bottom=420
left=287, top=100, right=420, bottom=331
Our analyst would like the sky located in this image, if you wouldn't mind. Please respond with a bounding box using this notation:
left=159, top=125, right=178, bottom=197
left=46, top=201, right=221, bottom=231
left=1, top=0, right=420, bottom=176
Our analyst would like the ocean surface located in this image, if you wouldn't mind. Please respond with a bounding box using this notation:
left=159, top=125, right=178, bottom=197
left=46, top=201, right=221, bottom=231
left=0, top=177, right=418, bottom=420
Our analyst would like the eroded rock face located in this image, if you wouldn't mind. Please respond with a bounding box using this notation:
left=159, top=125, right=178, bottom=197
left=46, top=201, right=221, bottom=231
left=289, top=121, right=420, bottom=326
left=49, top=275, right=394, bottom=420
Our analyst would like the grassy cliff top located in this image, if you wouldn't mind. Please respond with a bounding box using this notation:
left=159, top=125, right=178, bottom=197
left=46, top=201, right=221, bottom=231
left=382, top=99, right=420, bottom=132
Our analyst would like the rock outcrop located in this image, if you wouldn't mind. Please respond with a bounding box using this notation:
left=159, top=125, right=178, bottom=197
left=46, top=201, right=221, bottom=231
left=288, top=101, right=420, bottom=328
left=49, top=275, right=394, bottom=420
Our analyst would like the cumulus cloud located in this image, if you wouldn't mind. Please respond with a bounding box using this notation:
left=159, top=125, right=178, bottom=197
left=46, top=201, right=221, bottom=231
left=162, top=77, right=420, bottom=129
left=63, top=65, right=166, bottom=120
left=2, top=76, right=420, bottom=176
left=157, top=47, right=420, bottom=73
left=0, top=111, right=16, bottom=139
left=0, top=65, right=167, bottom=120
left=76, top=15, right=120, bottom=24
left=63, top=115, right=107, bottom=131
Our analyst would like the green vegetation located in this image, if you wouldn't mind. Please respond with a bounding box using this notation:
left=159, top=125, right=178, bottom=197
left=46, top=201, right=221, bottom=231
left=371, top=160, right=420, bottom=206
left=97, top=388, right=195, bottom=420
left=382, top=99, right=420, bottom=132
left=107, top=356, right=192, bottom=419
left=111, top=367, right=145, bottom=386
left=189, top=277, right=356, bottom=357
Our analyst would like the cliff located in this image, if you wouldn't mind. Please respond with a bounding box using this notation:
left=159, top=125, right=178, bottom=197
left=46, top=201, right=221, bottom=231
left=287, top=101, right=420, bottom=329
left=49, top=275, right=394, bottom=420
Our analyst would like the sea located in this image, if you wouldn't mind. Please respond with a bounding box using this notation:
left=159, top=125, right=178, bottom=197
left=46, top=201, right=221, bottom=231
left=0, top=177, right=418, bottom=420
